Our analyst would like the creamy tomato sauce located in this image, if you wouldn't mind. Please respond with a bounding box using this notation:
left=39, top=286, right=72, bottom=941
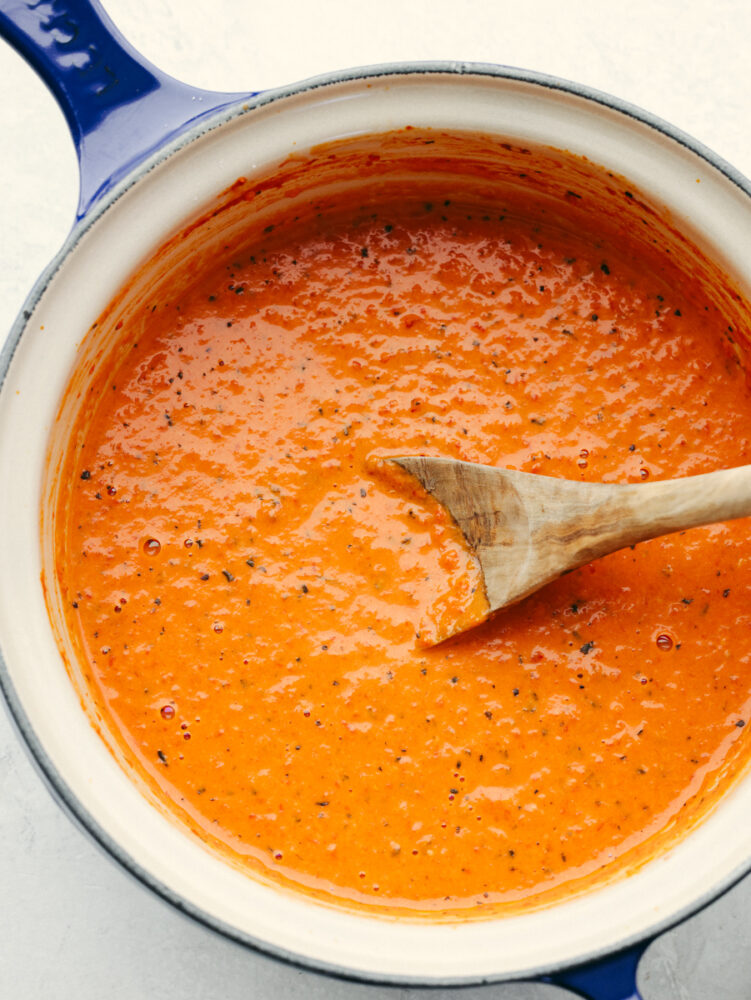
left=52, top=162, right=751, bottom=915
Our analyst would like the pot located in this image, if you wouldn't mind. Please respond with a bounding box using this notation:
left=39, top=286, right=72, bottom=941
left=1, top=2, right=751, bottom=997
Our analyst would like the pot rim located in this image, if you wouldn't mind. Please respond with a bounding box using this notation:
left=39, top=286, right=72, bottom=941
left=2, top=59, right=751, bottom=988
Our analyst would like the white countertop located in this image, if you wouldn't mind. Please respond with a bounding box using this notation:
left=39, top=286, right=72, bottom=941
left=2, top=2, right=751, bottom=997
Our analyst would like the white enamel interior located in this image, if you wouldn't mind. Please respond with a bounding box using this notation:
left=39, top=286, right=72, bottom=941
left=2, top=69, right=751, bottom=984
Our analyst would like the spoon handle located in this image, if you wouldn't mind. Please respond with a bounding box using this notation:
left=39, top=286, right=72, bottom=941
left=514, top=464, right=751, bottom=593
left=583, top=464, right=751, bottom=553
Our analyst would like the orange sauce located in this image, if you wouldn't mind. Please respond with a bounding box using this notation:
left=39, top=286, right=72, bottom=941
left=51, top=163, right=751, bottom=916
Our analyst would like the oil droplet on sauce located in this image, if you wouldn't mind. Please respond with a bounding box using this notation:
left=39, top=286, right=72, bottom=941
left=656, top=633, right=674, bottom=650
left=143, top=538, right=161, bottom=556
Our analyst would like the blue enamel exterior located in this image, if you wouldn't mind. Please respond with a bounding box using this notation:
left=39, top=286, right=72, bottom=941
left=0, top=3, right=731, bottom=997
left=0, top=0, right=247, bottom=217
left=546, top=943, right=644, bottom=999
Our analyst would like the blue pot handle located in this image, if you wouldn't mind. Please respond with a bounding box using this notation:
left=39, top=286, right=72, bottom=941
left=0, top=0, right=250, bottom=219
left=543, top=941, right=646, bottom=999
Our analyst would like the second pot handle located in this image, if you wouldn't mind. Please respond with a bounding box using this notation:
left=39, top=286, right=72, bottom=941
left=0, top=0, right=250, bottom=219
left=543, top=942, right=646, bottom=999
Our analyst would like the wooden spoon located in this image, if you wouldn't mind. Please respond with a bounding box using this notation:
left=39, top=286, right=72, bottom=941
left=392, top=456, right=751, bottom=641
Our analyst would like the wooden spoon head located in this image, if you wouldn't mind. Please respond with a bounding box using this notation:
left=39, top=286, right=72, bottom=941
left=392, top=457, right=536, bottom=616
left=391, top=456, right=623, bottom=643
